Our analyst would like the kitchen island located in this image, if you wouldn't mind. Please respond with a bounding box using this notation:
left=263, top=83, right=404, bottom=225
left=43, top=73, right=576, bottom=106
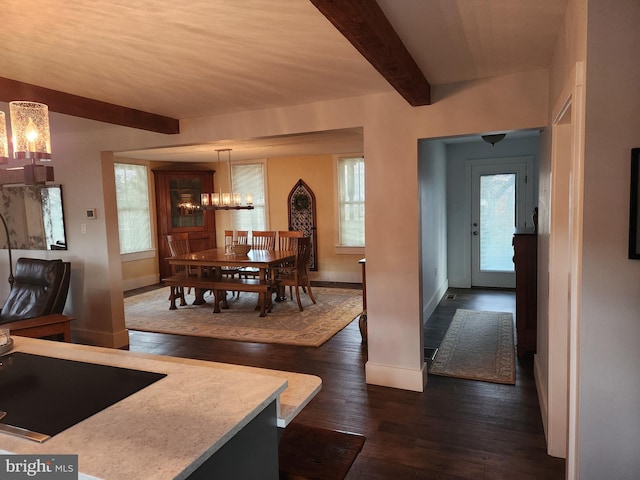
left=0, top=337, right=321, bottom=479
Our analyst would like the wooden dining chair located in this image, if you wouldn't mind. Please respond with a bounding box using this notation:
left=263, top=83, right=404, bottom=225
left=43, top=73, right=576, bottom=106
left=236, top=230, right=249, bottom=245
left=239, top=230, right=277, bottom=280
left=278, top=230, right=304, bottom=251
left=167, top=232, right=191, bottom=257
left=166, top=233, right=193, bottom=305
left=224, top=230, right=234, bottom=249
left=251, top=230, right=276, bottom=250
left=274, top=236, right=316, bottom=311
left=277, top=230, right=304, bottom=274
left=222, top=230, right=241, bottom=297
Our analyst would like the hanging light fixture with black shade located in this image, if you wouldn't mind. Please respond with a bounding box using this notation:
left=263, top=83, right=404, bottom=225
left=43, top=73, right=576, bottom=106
left=200, top=148, right=254, bottom=211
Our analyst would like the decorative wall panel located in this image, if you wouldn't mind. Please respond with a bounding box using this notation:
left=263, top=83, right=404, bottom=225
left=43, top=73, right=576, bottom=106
left=287, top=179, right=317, bottom=271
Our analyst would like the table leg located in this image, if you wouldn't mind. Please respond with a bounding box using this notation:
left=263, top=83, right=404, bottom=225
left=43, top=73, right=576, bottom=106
left=193, top=288, right=207, bottom=305
left=213, top=289, right=228, bottom=313
left=169, top=287, right=177, bottom=310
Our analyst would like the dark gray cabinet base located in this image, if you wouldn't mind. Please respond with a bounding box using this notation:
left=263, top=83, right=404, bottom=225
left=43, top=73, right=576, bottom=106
left=188, top=400, right=279, bottom=480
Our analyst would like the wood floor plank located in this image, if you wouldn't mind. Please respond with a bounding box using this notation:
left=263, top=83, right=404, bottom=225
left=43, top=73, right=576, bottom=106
left=126, top=287, right=565, bottom=479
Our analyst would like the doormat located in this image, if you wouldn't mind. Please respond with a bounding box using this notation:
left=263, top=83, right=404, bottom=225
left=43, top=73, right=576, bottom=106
left=429, top=309, right=515, bottom=385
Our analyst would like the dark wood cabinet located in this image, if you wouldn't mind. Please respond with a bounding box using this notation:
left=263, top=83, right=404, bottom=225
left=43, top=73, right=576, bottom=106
left=513, top=230, right=537, bottom=358
left=154, top=169, right=217, bottom=280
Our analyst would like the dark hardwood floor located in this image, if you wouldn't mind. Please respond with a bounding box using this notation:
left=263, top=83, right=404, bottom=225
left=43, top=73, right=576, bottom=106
left=126, top=286, right=565, bottom=479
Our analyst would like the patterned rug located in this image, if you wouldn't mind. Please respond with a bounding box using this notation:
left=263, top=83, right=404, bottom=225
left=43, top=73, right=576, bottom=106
left=429, top=309, right=516, bottom=385
left=125, top=286, right=363, bottom=347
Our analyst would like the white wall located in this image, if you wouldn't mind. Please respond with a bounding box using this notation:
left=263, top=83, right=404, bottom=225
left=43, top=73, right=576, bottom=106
left=446, top=136, right=540, bottom=287
left=419, top=140, right=448, bottom=321
left=537, top=0, right=588, bottom=470
left=576, top=0, right=640, bottom=477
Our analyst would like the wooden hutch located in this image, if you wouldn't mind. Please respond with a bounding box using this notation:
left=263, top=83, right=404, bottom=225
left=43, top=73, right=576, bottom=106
left=154, top=168, right=217, bottom=280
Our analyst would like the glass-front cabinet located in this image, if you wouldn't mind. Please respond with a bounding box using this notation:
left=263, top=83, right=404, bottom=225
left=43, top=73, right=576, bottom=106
left=169, top=177, right=205, bottom=228
left=153, top=168, right=217, bottom=279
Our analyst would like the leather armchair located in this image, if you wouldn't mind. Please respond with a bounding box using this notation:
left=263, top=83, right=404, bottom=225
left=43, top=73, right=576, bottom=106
left=0, top=258, right=73, bottom=341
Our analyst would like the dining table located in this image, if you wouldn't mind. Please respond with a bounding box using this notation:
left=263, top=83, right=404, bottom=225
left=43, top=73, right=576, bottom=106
left=167, top=247, right=296, bottom=309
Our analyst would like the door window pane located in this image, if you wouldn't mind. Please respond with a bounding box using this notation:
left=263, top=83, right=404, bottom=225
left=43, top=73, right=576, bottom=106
left=480, top=173, right=516, bottom=272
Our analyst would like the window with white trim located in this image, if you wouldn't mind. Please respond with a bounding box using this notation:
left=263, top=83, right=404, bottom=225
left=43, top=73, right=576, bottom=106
left=232, top=161, right=267, bottom=231
left=337, top=156, right=365, bottom=246
left=114, top=163, right=153, bottom=254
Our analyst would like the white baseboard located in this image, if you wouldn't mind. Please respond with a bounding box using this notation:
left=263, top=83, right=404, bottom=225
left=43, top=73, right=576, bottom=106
left=423, top=279, right=449, bottom=320
left=72, top=327, right=130, bottom=349
left=534, top=353, right=549, bottom=441
left=365, top=361, right=428, bottom=392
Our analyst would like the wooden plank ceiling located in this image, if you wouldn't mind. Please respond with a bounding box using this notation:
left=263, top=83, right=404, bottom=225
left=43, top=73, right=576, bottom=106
left=309, top=0, right=430, bottom=106
left=0, top=1, right=429, bottom=134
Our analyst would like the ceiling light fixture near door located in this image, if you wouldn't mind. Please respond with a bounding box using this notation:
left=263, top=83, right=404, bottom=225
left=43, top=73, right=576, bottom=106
left=200, top=148, right=254, bottom=211
left=481, top=133, right=506, bottom=146
left=0, top=101, right=54, bottom=185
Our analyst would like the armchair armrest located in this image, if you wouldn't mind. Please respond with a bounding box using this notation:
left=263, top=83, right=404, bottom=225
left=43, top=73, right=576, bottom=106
left=1, top=314, right=74, bottom=342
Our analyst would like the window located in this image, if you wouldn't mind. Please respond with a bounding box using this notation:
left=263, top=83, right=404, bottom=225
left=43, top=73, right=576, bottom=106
left=337, top=156, right=365, bottom=247
left=232, top=161, right=267, bottom=231
left=114, top=163, right=153, bottom=255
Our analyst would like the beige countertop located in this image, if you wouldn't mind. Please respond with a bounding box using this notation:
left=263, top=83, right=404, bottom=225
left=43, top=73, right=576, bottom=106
left=0, top=337, right=321, bottom=480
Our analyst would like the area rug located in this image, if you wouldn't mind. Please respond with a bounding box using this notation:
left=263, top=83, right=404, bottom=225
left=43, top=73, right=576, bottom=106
left=279, top=423, right=365, bottom=480
left=124, top=286, right=362, bottom=347
left=429, top=309, right=516, bottom=385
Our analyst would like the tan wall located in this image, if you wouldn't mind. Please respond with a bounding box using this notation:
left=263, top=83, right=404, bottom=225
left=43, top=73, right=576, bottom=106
left=121, top=257, right=159, bottom=290
left=267, top=154, right=362, bottom=283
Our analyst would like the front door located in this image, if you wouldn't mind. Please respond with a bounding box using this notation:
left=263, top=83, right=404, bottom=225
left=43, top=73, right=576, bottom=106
left=470, top=162, right=527, bottom=288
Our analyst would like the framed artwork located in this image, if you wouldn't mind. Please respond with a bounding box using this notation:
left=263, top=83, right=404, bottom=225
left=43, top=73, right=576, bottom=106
left=629, top=148, right=640, bottom=258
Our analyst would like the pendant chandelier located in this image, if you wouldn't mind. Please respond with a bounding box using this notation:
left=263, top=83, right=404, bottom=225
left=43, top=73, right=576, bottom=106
left=200, top=148, right=254, bottom=211
left=0, top=101, right=53, bottom=185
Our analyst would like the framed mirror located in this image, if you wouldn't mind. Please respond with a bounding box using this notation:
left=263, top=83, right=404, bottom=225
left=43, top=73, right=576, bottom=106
left=629, top=149, right=640, bottom=259
left=0, top=184, right=67, bottom=250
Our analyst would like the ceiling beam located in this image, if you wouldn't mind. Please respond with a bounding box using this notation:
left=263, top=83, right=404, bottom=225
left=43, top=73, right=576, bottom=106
left=310, top=0, right=430, bottom=106
left=0, top=77, right=179, bottom=135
